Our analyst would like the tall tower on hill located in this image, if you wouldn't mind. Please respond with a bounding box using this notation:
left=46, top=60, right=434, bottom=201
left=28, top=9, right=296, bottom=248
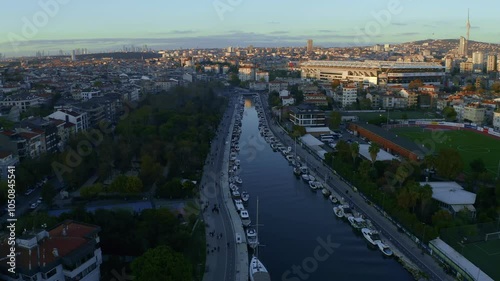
left=466, top=9, right=471, bottom=41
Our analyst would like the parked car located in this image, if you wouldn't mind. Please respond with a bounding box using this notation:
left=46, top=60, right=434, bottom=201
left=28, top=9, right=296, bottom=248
left=30, top=202, right=39, bottom=209
left=25, top=189, right=34, bottom=196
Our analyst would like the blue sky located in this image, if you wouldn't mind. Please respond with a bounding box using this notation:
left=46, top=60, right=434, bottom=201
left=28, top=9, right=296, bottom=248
left=1, top=0, right=499, bottom=56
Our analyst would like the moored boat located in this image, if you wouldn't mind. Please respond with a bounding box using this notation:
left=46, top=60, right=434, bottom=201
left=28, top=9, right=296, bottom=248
left=376, top=240, right=393, bottom=256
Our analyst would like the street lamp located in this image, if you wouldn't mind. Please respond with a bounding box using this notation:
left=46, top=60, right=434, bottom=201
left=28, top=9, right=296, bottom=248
left=421, top=223, right=426, bottom=253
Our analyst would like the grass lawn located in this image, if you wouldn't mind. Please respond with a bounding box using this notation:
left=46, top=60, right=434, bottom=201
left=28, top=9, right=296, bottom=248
left=351, top=110, right=439, bottom=121
left=390, top=127, right=500, bottom=175
left=461, top=239, right=500, bottom=280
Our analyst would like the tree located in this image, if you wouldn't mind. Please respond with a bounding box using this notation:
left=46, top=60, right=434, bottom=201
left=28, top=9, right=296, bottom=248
left=80, top=183, right=103, bottom=199
left=41, top=183, right=57, bottom=206
left=442, top=106, right=457, bottom=121
left=368, top=142, right=380, bottom=165
left=402, top=113, right=408, bottom=120
left=125, top=176, right=143, bottom=193
left=228, top=73, right=240, bottom=86
left=291, top=125, right=306, bottom=138
left=435, top=148, right=464, bottom=179
left=491, top=82, right=500, bottom=93
left=408, top=79, right=424, bottom=90
left=431, top=209, right=453, bottom=230
left=131, top=246, right=192, bottom=281
left=350, top=142, right=359, bottom=165
left=329, top=111, right=342, bottom=129
left=140, top=154, right=162, bottom=187
left=331, top=80, right=340, bottom=90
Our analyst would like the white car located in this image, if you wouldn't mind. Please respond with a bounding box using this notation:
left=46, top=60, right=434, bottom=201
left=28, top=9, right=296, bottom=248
left=30, top=202, right=39, bottom=209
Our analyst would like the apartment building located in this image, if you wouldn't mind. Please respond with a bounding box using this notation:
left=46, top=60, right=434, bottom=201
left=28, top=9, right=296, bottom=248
left=48, top=109, right=89, bottom=133
left=0, top=93, right=42, bottom=112
left=342, top=86, right=357, bottom=108
left=0, top=221, right=102, bottom=281
left=493, top=111, right=500, bottom=131
left=463, top=104, right=486, bottom=124
left=289, top=104, right=326, bottom=127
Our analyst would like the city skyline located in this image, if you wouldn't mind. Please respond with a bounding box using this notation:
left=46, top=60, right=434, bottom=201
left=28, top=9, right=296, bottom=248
left=1, top=0, right=500, bottom=56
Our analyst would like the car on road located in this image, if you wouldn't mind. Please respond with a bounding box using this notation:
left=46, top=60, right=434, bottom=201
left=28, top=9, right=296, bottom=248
left=37, top=197, right=43, bottom=204
left=25, top=189, right=34, bottom=196
left=30, top=202, right=39, bottom=209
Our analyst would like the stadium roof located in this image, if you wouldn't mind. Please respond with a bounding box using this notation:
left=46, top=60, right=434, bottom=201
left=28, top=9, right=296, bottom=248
left=300, top=60, right=445, bottom=70
left=359, top=144, right=399, bottom=162
left=352, top=123, right=428, bottom=158
left=430, top=238, right=494, bottom=281
left=420, top=181, right=476, bottom=205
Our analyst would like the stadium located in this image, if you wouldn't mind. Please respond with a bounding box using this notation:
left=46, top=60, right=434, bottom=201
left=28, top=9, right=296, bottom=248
left=300, top=60, right=445, bottom=87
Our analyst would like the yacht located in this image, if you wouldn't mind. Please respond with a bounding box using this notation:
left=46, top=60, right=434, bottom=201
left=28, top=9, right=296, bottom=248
left=232, top=190, right=241, bottom=198
left=249, top=198, right=271, bottom=281
left=234, top=176, right=243, bottom=185
left=246, top=228, right=259, bottom=249
left=348, top=216, right=368, bottom=229
left=234, top=199, right=245, bottom=212
left=301, top=174, right=310, bottom=182
left=240, top=210, right=251, bottom=227
left=249, top=256, right=271, bottom=281
left=241, top=191, right=250, bottom=203
left=321, top=187, right=331, bottom=197
left=309, top=181, right=318, bottom=190
left=362, top=228, right=381, bottom=246
left=376, top=241, right=393, bottom=257
left=333, top=206, right=344, bottom=218
left=308, top=175, right=316, bottom=182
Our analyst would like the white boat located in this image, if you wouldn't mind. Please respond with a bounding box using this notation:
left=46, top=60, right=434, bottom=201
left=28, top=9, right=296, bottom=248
left=342, top=206, right=354, bottom=218
left=299, top=166, right=308, bottom=174
left=301, top=174, right=310, bottom=182
left=321, top=188, right=331, bottom=197
left=333, top=206, right=344, bottom=218
left=329, top=195, right=338, bottom=204
left=308, top=175, right=316, bottom=182
left=240, top=210, right=251, bottom=227
left=362, top=228, right=381, bottom=246
left=249, top=198, right=271, bottom=281
left=241, top=191, right=250, bottom=202
left=246, top=228, right=259, bottom=249
left=309, top=181, right=318, bottom=190
left=376, top=240, right=393, bottom=257
left=232, top=190, right=241, bottom=198
left=234, top=199, right=245, bottom=211
left=235, top=159, right=241, bottom=166
left=293, top=167, right=301, bottom=176
left=230, top=183, right=238, bottom=192
left=286, top=155, right=294, bottom=162
left=250, top=256, right=271, bottom=281
left=234, top=176, right=243, bottom=185
left=348, top=216, right=367, bottom=229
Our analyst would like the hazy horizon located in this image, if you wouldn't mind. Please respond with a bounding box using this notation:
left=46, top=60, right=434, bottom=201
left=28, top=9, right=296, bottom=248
left=1, top=0, right=499, bottom=57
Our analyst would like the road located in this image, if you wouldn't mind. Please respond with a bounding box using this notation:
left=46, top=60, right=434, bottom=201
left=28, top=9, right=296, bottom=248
left=201, top=92, right=239, bottom=281
left=258, top=92, right=453, bottom=281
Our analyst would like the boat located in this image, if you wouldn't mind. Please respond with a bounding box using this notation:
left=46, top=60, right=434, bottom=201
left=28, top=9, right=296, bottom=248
left=286, top=155, right=294, bottom=162
left=361, top=228, right=381, bottom=246
left=342, top=206, right=354, bottom=218
left=301, top=174, right=310, bottom=182
left=299, top=166, right=308, bottom=175
left=309, top=181, right=318, bottom=190
left=308, top=175, right=316, bottom=182
left=241, top=191, right=250, bottom=202
left=321, top=188, right=331, bottom=197
left=293, top=167, right=301, bottom=176
left=246, top=228, right=259, bottom=249
left=329, top=194, right=338, bottom=204
left=232, top=190, right=241, bottom=198
left=234, top=176, right=243, bottom=185
left=333, top=206, right=344, bottom=218
left=348, top=216, right=368, bottom=229
left=249, top=198, right=271, bottom=281
left=240, top=210, right=252, bottom=227
left=230, top=183, right=238, bottom=192
left=376, top=241, right=393, bottom=256
left=234, top=199, right=245, bottom=211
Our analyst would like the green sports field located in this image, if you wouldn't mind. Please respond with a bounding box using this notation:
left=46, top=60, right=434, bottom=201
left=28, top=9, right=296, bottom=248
left=390, top=127, right=500, bottom=175
left=459, top=239, right=500, bottom=280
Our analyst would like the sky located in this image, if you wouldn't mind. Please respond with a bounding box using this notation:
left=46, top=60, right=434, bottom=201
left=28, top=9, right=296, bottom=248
left=1, top=0, right=499, bottom=57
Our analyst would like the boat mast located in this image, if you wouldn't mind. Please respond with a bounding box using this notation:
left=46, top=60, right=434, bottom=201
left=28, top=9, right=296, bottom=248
left=256, top=197, right=259, bottom=258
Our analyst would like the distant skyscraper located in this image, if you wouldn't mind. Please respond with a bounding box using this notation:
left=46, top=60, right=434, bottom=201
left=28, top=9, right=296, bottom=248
left=445, top=57, right=453, bottom=72
left=472, top=51, right=484, bottom=70
left=71, top=50, right=76, bottom=61
left=459, top=36, right=468, bottom=57
left=466, top=9, right=471, bottom=41
left=487, top=54, right=497, bottom=72
left=307, top=39, right=313, bottom=52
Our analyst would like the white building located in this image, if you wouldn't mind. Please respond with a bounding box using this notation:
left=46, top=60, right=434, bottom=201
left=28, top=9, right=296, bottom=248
left=282, top=96, right=295, bottom=106
left=463, top=104, right=485, bottom=124
left=420, top=182, right=476, bottom=216
left=0, top=221, right=102, bottom=281
left=48, top=109, right=89, bottom=133
left=238, top=66, right=255, bottom=81
left=472, top=51, right=484, bottom=71
left=493, top=111, right=500, bottom=131
left=0, top=94, right=42, bottom=112
left=80, top=91, right=102, bottom=101
left=255, top=71, right=269, bottom=82
left=341, top=86, right=357, bottom=108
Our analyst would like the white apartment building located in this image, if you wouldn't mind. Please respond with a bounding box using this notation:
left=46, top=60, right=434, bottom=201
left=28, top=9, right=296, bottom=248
left=0, top=94, right=42, bottom=112
left=463, top=104, right=485, bottom=124
left=342, top=86, right=357, bottom=108
left=493, top=111, right=500, bottom=131
left=255, top=71, right=269, bottom=82
left=48, top=109, right=89, bottom=133
left=282, top=96, right=295, bottom=106
left=80, top=91, right=102, bottom=101
left=238, top=66, right=255, bottom=81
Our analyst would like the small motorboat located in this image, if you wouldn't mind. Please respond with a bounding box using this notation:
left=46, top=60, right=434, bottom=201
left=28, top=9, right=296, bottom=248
left=362, top=228, right=381, bottom=246
left=301, top=174, right=310, bottom=182
left=309, top=181, right=318, bottom=190
left=322, top=188, right=331, bottom=197
left=376, top=241, right=393, bottom=257
left=329, top=195, right=338, bottom=204
left=232, top=190, right=241, bottom=198
left=333, top=206, right=344, bottom=218
left=240, top=210, right=251, bottom=227
left=348, top=216, right=368, bottom=229
left=241, top=191, right=250, bottom=202
left=234, top=176, right=243, bottom=185
left=246, top=228, right=259, bottom=249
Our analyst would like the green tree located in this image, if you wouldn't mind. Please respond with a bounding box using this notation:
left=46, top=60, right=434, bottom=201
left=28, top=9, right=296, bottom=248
left=331, top=80, right=341, bottom=90
left=140, top=154, right=162, bottom=187
left=435, top=148, right=464, bottom=179
left=125, top=176, right=143, bottom=193
left=442, top=106, right=457, bottom=121
left=431, top=209, right=453, bottom=230
left=291, top=125, right=306, bottom=138
left=329, top=111, right=342, bottom=130
left=41, top=183, right=57, bottom=206
left=491, top=82, right=500, bottom=93
left=350, top=142, right=359, bottom=165
left=228, top=73, right=240, bottom=86
left=80, top=183, right=103, bottom=199
left=368, top=142, right=380, bottom=165
left=131, top=245, right=192, bottom=281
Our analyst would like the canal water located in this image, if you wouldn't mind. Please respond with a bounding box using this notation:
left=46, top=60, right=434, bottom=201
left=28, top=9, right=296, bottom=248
left=237, top=98, right=413, bottom=281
